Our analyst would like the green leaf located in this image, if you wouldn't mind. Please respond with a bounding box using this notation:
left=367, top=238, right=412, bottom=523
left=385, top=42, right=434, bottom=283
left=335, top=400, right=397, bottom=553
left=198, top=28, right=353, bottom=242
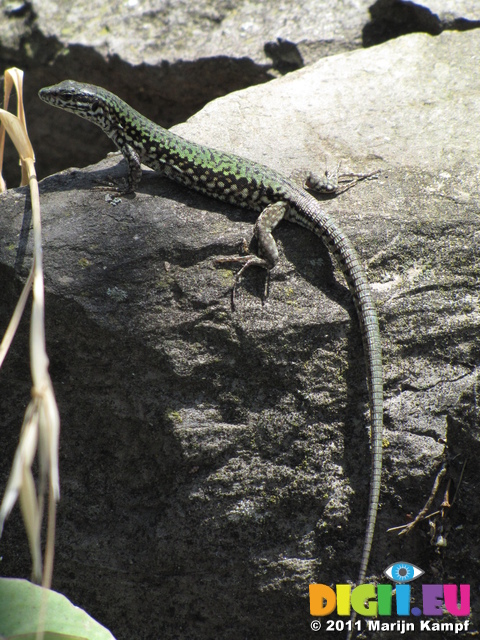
left=9, top=634, right=86, bottom=639
left=0, top=579, right=116, bottom=640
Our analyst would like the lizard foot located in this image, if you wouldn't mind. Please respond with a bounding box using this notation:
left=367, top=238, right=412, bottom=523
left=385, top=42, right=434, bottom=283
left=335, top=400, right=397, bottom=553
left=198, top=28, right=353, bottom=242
left=305, top=168, right=381, bottom=195
left=92, top=177, right=134, bottom=196
left=215, top=253, right=270, bottom=309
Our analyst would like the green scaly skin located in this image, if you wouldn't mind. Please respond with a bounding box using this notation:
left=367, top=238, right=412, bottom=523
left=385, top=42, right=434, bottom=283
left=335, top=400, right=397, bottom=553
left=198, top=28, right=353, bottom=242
left=39, top=81, right=383, bottom=620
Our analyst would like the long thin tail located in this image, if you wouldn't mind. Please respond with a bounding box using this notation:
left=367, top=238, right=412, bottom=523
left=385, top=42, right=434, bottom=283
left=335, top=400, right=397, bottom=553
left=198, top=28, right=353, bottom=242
left=291, top=193, right=383, bottom=640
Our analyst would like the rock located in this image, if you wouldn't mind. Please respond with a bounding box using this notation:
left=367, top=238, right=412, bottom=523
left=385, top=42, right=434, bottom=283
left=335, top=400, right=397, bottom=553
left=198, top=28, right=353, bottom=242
left=1, top=28, right=479, bottom=640
left=1, top=0, right=479, bottom=187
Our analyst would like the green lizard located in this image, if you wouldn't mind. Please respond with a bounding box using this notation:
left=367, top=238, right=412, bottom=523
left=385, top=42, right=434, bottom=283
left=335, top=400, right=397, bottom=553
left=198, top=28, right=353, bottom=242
left=39, top=81, right=383, bottom=632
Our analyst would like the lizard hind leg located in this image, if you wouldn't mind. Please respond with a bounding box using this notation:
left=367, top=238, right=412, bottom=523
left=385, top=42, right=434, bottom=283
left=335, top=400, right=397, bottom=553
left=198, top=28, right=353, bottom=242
left=305, top=165, right=381, bottom=195
left=289, top=156, right=340, bottom=194
left=291, top=162, right=380, bottom=196
left=215, top=200, right=288, bottom=307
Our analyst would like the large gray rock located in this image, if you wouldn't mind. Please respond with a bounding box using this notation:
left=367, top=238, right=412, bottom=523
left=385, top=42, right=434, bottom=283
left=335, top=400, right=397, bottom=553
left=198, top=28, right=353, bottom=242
left=0, top=29, right=479, bottom=640
left=1, top=0, right=479, bottom=187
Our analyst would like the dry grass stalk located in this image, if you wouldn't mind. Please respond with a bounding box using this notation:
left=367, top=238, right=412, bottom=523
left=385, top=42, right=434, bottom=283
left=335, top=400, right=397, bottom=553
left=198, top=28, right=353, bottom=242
left=0, top=68, right=60, bottom=595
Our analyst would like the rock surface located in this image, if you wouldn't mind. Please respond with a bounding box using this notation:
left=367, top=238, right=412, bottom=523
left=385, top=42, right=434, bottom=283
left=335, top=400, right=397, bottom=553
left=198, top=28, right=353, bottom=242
left=0, top=0, right=479, bottom=186
left=1, top=24, right=479, bottom=640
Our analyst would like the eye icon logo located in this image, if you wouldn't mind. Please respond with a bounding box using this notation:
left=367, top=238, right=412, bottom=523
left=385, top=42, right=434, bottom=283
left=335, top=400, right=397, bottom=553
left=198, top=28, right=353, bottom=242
left=384, top=561, right=424, bottom=583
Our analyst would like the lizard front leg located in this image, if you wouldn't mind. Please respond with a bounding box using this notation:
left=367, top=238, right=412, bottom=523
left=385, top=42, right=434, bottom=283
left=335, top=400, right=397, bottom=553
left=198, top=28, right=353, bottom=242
left=93, top=141, right=143, bottom=194
left=115, top=142, right=143, bottom=193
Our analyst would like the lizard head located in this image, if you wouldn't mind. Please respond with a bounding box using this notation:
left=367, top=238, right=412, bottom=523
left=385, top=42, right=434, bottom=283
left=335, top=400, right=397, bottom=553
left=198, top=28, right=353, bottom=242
left=39, top=80, right=110, bottom=120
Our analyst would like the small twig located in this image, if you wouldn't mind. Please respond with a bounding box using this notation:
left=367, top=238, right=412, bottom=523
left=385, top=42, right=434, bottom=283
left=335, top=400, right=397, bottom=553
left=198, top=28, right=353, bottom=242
left=387, top=463, right=447, bottom=536
left=388, top=457, right=467, bottom=538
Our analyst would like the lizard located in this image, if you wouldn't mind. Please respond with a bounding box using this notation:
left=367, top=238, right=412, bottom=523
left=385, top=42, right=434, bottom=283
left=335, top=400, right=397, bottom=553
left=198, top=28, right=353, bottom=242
left=39, top=80, right=383, bottom=634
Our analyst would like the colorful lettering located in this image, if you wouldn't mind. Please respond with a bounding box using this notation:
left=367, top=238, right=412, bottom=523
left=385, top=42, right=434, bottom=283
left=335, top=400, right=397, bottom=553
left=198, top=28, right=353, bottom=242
left=309, top=581, right=471, bottom=618
left=444, top=584, right=470, bottom=616
left=309, top=584, right=336, bottom=616
left=422, top=585, right=444, bottom=616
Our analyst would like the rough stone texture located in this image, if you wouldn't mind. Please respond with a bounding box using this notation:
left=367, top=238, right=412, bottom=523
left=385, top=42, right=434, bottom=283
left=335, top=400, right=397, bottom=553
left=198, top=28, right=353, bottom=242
left=0, top=28, right=479, bottom=640
left=0, top=0, right=479, bottom=187
left=1, top=0, right=374, bottom=188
